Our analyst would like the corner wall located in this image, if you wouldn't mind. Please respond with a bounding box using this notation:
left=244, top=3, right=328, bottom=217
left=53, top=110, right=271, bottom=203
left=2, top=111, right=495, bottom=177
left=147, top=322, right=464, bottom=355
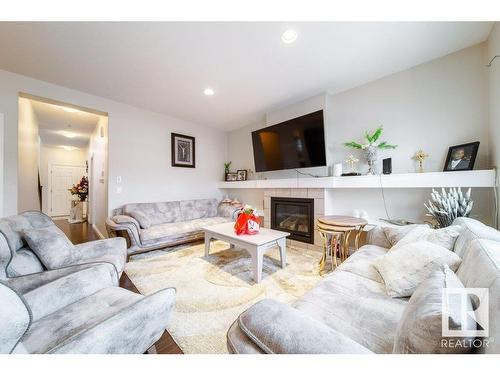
left=18, top=97, right=40, bottom=212
left=488, top=23, right=500, bottom=228
left=87, top=116, right=108, bottom=237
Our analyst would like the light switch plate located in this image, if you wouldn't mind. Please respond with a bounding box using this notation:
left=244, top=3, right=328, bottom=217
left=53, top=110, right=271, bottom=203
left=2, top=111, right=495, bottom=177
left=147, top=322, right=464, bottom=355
left=117, top=176, right=122, bottom=184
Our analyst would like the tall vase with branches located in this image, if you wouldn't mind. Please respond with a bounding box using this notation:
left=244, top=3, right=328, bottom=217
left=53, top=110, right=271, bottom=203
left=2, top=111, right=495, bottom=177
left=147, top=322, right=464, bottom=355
left=344, top=127, right=397, bottom=175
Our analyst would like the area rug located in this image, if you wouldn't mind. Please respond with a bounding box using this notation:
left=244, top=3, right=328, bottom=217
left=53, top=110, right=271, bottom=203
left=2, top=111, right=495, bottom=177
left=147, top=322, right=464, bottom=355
left=125, top=240, right=323, bottom=354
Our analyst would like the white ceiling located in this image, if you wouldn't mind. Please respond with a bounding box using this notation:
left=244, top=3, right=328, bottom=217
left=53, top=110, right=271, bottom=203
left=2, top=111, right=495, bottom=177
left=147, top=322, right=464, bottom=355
left=31, top=99, right=100, bottom=148
left=0, top=22, right=493, bottom=130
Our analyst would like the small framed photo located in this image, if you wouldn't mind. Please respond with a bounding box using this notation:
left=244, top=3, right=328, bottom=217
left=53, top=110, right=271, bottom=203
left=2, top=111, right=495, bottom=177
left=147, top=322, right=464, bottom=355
left=236, top=169, right=247, bottom=181
left=171, top=133, right=195, bottom=168
left=443, top=142, right=480, bottom=172
left=225, top=172, right=238, bottom=181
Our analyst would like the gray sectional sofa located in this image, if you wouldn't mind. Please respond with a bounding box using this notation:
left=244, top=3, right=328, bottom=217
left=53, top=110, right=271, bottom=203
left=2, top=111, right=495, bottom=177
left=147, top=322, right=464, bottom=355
left=0, top=211, right=176, bottom=354
left=106, top=198, right=235, bottom=254
left=227, top=217, right=500, bottom=354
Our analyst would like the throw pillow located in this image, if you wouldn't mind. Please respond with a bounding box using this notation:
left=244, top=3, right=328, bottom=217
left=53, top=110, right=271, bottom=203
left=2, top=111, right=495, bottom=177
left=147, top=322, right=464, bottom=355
left=395, top=225, right=462, bottom=251
left=128, top=210, right=151, bottom=229
left=382, top=224, right=427, bottom=247
left=372, top=240, right=462, bottom=297
left=22, top=226, right=74, bottom=269
left=393, top=265, right=476, bottom=353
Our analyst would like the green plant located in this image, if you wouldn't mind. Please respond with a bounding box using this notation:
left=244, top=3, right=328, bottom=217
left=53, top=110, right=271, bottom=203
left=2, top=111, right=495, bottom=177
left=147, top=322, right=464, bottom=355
left=224, top=161, right=232, bottom=173
left=344, top=126, right=397, bottom=150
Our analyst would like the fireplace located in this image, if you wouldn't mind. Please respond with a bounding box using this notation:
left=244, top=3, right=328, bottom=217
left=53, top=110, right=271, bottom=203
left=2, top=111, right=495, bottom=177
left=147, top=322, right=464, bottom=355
left=271, top=197, right=314, bottom=244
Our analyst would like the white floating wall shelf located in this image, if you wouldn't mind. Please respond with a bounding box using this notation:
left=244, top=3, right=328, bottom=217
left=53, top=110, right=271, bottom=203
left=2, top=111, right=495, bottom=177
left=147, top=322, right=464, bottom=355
left=217, top=170, right=496, bottom=189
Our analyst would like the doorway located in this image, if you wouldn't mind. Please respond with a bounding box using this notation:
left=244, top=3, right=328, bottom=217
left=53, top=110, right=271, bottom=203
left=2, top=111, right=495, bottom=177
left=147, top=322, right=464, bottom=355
left=48, top=163, right=87, bottom=217
left=18, top=93, right=108, bottom=234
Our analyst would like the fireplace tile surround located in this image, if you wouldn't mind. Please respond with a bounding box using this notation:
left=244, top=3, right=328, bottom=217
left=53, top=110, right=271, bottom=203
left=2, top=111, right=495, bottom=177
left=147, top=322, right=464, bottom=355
left=263, top=188, right=325, bottom=251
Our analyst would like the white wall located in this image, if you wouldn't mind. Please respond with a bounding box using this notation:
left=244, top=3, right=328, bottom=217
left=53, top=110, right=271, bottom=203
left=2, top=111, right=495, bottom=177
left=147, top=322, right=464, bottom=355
left=488, top=23, right=500, bottom=228
left=327, top=43, right=489, bottom=174
left=87, top=116, right=108, bottom=237
left=228, top=43, right=489, bottom=176
left=225, top=42, right=494, bottom=224
left=18, top=97, right=40, bottom=212
left=39, top=144, right=87, bottom=215
left=108, top=103, right=226, bottom=210
left=0, top=69, right=227, bottom=234
left=0, top=113, right=3, bottom=216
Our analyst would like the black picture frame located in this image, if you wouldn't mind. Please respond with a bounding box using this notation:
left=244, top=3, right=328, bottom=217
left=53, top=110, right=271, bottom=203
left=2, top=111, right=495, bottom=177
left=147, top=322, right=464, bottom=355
left=225, top=172, right=238, bottom=181
left=443, top=141, right=480, bottom=172
left=171, top=133, right=195, bottom=168
left=236, top=169, right=247, bottom=181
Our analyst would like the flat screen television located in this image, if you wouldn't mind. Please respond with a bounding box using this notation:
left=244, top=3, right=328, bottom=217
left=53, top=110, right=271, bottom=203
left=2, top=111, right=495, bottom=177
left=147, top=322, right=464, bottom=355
left=251, top=110, right=326, bottom=172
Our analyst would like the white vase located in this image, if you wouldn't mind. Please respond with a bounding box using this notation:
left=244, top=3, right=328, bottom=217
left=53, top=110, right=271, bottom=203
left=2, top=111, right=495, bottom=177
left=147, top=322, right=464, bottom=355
left=364, top=145, right=378, bottom=175
left=68, top=200, right=86, bottom=223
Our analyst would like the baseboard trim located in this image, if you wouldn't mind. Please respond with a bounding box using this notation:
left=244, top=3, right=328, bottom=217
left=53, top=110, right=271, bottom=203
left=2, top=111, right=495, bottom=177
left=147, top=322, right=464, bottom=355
left=92, top=224, right=106, bottom=239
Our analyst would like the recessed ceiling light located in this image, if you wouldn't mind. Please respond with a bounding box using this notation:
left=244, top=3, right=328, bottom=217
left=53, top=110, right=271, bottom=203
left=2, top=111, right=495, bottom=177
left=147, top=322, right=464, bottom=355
left=55, top=105, right=78, bottom=113
left=204, top=88, right=215, bottom=96
left=60, top=145, right=76, bottom=151
left=59, top=130, right=78, bottom=138
left=281, top=29, right=298, bottom=44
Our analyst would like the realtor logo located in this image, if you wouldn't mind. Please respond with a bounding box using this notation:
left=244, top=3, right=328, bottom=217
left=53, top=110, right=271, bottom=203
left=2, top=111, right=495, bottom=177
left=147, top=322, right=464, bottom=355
left=442, top=288, right=489, bottom=338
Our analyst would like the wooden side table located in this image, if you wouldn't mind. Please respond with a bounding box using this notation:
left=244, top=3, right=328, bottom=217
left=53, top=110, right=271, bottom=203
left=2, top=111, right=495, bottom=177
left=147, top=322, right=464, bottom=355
left=317, top=215, right=368, bottom=273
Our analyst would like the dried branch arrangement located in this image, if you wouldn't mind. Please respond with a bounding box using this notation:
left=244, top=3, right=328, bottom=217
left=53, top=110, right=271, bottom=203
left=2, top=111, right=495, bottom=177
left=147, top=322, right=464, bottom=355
left=424, top=187, right=473, bottom=227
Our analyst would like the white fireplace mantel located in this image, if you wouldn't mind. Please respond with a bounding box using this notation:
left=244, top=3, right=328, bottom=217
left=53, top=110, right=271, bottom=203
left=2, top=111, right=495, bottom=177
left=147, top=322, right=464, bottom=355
left=217, top=170, right=496, bottom=190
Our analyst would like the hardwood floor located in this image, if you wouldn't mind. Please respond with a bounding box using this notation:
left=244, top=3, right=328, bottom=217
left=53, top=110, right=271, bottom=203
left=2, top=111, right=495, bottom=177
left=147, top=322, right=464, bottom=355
left=54, top=219, right=184, bottom=354
left=54, top=219, right=99, bottom=244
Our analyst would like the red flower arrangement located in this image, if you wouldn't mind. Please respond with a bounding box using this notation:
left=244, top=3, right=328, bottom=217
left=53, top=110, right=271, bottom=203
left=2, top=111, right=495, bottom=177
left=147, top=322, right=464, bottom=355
left=68, top=176, right=88, bottom=202
left=234, top=205, right=260, bottom=235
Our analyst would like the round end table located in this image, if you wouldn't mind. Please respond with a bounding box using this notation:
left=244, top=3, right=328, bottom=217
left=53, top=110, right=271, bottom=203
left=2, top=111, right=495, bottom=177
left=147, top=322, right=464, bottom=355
left=317, top=215, right=368, bottom=273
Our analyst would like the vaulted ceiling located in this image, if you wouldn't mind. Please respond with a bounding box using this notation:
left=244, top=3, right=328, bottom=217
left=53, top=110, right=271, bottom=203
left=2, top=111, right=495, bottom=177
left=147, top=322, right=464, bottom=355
left=0, top=22, right=493, bottom=130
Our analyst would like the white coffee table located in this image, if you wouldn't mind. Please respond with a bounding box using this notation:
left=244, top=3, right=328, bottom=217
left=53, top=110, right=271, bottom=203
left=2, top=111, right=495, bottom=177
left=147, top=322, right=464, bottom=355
left=203, top=222, right=290, bottom=283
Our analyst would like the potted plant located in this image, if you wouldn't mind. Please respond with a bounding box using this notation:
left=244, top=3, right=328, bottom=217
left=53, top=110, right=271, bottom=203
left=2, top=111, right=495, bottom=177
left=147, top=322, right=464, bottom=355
left=344, top=127, right=397, bottom=175
left=224, top=161, right=232, bottom=180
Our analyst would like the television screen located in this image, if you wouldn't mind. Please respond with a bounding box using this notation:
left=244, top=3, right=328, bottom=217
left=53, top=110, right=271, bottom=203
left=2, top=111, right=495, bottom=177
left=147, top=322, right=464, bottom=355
left=251, top=110, right=326, bottom=172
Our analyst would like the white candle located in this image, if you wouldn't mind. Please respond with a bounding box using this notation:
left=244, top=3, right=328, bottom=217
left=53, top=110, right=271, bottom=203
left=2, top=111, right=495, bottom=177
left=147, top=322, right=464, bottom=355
left=333, top=163, right=343, bottom=177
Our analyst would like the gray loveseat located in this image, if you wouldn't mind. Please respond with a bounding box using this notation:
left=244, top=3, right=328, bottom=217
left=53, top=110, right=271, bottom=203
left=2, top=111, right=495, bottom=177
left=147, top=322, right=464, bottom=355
left=227, top=217, right=500, bottom=354
left=0, top=211, right=176, bottom=354
left=106, top=198, right=235, bottom=255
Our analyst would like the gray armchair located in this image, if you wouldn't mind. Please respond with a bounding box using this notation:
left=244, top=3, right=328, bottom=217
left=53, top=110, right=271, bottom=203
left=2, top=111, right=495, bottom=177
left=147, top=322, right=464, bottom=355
left=0, top=281, right=30, bottom=353
left=1, top=262, right=176, bottom=354
left=0, top=211, right=126, bottom=277
left=0, top=212, right=176, bottom=354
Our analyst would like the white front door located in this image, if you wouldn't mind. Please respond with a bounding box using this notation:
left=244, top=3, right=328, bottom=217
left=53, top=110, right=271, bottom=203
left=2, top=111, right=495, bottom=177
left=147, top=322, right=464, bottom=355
left=49, top=164, right=86, bottom=217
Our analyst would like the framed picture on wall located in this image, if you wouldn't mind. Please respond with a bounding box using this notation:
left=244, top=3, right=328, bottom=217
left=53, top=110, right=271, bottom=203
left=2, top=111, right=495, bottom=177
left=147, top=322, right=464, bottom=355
left=443, top=141, right=479, bottom=172
left=171, top=133, right=195, bottom=168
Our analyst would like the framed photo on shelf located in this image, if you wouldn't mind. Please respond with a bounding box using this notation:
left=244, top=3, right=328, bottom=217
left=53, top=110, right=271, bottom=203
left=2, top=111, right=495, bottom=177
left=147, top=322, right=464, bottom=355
left=236, top=169, right=247, bottom=181
left=171, top=133, right=195, bottom=168
left=443, top=141, right=479, bottom=172
left=225, top=172, right=238, bottom=181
